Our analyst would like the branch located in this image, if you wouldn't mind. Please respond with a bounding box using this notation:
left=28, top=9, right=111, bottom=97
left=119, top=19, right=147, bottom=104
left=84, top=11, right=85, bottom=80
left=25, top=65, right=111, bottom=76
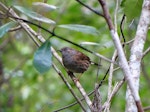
left=98, top=0, right=114, bottom=30
left=120, top=14, right=126, bottom=44
left=127, top=0, right=150, bottom=111
left=8, top=25, right=22, bottom=32
left=68, top=71, right=93, bottom=111
left=103, top=78, right=125, bottom=111
left=144, top=106, right=150, bottom=111
left=98, top=0, right=144, bottom=111
left=106, top=50, right=118, bottom=111
left=75, top=0, right=104, bottom=17
left=114, top=0, right=119, bottom=31
left=142, top=46, right=150, bottom=58
left=52, top=64, right=86, bottom=112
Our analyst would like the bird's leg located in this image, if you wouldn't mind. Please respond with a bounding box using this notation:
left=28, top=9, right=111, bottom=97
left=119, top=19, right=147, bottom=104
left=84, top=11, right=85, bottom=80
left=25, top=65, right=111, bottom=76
left=68, top=71, right=79, bottom=82
left=76, top=73, right=83, bottom=81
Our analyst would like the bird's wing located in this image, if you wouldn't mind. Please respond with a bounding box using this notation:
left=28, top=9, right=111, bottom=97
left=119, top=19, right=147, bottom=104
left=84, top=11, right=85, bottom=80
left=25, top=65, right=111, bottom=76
left=73, top=52, right=90, bottom=61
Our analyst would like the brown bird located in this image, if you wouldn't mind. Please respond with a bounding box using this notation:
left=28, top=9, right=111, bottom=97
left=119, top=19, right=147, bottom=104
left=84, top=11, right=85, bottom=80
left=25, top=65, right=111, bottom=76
left=59, top=47, right=91, bottom=73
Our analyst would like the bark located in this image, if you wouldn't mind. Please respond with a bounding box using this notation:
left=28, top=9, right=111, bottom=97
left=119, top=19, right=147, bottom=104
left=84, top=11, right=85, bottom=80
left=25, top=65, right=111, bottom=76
left=126, top=0, right=150, bottom=111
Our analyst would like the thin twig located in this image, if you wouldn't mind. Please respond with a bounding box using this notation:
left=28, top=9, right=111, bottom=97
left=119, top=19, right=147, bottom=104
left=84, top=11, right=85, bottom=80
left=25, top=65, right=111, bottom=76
left=96, top=58, right=101, bottom=83
left=8, top=25, right=22, bottom=32
left=53, top=102, right=78, bottom=112
left=75, top=0, right=104, bottom=17
left=103, top=78, right=125, bottom=111
left=52, top=64, right=87, bottom=112
left=98, top=0, right=114, bottom=30
left=142, top=46, right=150, bottom=58
left=120, top=14, right=126, bottom=45
left=144, top=106, right=150, bottom=111
left=114, top=0, right=119, bottom=31
left=106, top=50, right=118, bottom=111
left=122, top=39, right=134, bottom=46
left=68, top=71, right=93, bottom=111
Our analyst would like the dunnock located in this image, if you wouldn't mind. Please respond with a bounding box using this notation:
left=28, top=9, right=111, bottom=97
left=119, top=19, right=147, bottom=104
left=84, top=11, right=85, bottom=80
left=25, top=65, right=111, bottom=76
left=59, top=47, right=91, bottom=73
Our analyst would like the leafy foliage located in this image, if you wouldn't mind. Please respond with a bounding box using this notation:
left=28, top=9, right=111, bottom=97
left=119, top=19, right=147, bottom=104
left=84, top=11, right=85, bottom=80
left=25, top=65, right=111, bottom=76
left=14, top=5, right=56, bottom=24
left=0, top=21, right=16, bottom=38
left=121, top=0, right=143, bottom=21
left=33, top=40, right=52, bottom=73
left=58, top=24, right=100, bottom=36
left=32, top=2, right=58, bottom=11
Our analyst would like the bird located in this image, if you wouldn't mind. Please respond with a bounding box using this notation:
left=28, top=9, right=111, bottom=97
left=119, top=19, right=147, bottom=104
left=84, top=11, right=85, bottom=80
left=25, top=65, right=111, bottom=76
left=59, top=47, right=91, bottom=74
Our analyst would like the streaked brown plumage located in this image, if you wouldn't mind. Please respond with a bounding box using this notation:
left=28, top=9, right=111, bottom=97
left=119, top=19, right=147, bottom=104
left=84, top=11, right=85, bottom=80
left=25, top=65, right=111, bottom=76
left=60, top=47, right=91, bottom=73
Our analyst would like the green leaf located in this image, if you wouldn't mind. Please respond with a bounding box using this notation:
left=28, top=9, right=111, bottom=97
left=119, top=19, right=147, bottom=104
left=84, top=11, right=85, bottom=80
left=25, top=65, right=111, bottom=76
left=121, top=0, right=142, bottom=21
left=33, top=40, right=52, bottom=74
left=14, top=5, right=55, bottom=24
left=58, top=24, right=99, bottom=36
left=0, top=21, right=16, bottom=38
left=32, top=2, right=58, bottom=12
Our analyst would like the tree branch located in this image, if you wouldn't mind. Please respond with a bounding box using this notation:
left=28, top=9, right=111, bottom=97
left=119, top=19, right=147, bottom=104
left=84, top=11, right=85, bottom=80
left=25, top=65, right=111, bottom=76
left=98, top=0, right=114, bottom=30
left=97, top=0, right=144, bottom=111
left=103, top=78, right=125, bottom=111
left=52, top=64, right=86, bottom=112
left=68, top=71, right=93, bottom=111
left=127, top=0, right=150, bottom=111
left=142, top=46, right=150, bottom=58
left=106, top=50, right=118, bottom=111
left=75, top=0, right=104, bottom=17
